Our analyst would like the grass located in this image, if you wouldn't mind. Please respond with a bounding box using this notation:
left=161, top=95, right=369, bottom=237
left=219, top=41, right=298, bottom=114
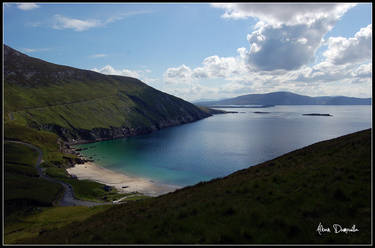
left=17, top=129, right=371, bottom=244
left=3, top=140, right=133, bottom=245
left=39, top=161, right=133, bottom=203
left=4, top=142, right=39, bottom=166
left=4, top=46, right=210, bottom=143
left=4, top=142, right=40, bottom=177
left=4, top=122, right=64, bottom=164
left=4, top=142, right=64, bottom=220
left=4, top=131, right=134, bottom=205
left=41, top=162, right=71, bottom=178
left=4, top=205, right=112, bottom=244
left=59, top=178, right=130, bottom=203
left=5, top=81, right=210, bottom=139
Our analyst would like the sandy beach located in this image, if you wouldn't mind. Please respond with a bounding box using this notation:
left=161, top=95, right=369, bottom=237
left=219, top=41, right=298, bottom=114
left=66, top=162, right=181, bottom=197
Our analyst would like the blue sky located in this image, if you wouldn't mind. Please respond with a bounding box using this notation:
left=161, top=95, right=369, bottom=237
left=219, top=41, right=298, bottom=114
left=3, top=3, right=372, bottom=101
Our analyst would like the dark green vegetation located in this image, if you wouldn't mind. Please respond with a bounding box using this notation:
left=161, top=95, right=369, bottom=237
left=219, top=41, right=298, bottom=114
left=197, top=91, right=372, bottom=106
left=3, top=141, right=142, bottom=244
left=4, top=142, right=64, bottom=219
left=4, top=205, right=112, bottom=244
left=3, top=44, right=371, bottom=245
left=19, top=129, right=371, bottom=244
left=4, top=45, right=210, bottom=143
left=3, top=44, right=214, bottom=244
left=59, top=178, right=130, bottom=203
left=4, top=121, right=140, bottom=205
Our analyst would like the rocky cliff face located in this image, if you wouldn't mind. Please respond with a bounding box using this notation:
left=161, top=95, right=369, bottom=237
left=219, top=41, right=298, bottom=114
left=4, top=44, right=211, bottom=143
left=41, top=114, right=206, bottom=144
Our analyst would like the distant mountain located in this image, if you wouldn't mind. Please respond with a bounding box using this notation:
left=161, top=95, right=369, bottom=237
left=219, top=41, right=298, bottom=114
left=4, top=45, right=211, bottom=143
left=196, top=91, right=371, bottom=106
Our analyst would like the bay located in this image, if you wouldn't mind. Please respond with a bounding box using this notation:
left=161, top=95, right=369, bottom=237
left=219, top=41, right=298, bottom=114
left=76, top=105, right=371, bottom=187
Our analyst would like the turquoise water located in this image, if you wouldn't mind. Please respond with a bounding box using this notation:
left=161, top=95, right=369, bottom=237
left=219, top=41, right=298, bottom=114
left=76, top=105, right=372, bottom=187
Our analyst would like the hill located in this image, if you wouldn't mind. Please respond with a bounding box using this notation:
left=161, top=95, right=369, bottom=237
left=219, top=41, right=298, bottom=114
left=20, top=129, right=371, bottom=244
left=196, top=91, right=371, bottom=106
left=4, top=44, right=211, bottom=144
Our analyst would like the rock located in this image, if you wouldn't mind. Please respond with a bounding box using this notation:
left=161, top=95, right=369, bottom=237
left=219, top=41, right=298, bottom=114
left=74, top=157, right=85, bottom=164
left=103, top=185, right=112, bottom=192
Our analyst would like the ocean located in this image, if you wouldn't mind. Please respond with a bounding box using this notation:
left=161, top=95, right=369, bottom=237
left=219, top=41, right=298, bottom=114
left=75, top=105, right=371, bottom=187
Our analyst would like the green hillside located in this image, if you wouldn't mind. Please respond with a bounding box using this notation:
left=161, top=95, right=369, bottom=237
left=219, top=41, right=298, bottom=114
left=3, top=44, right=213, bottom=243
left=4, top=45, right=210, bottom=143
left=4, top=142, right=64, bottom=219
left=19, top=129, right=371, bottom=244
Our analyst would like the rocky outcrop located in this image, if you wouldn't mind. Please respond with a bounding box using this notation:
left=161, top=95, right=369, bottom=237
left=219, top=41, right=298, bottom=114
left=38, top=114, right=209, bottom=145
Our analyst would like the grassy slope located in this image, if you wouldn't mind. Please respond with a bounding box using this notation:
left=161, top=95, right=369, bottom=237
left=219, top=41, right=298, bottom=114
left=4, top=142, right=64, bottom=217
left=4, top=127, right=134, bottom=203
left=5, top=80, right=208, bottom=138
left=3, top=142, right=138, bottom=244
left=4, top=44, right=208, bottom=210
left=39, top=161, right=141, bottom=203
left=4, top=122, right=65, bottom=164
left=4, top=205, right=112, bottom=244
left=4, top=45, right=209, bottom=142
left=20, top=129, right=371, bottom=244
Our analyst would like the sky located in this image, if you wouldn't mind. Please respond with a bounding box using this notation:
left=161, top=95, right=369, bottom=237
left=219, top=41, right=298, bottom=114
left=3, top=2, right=372, bottom=102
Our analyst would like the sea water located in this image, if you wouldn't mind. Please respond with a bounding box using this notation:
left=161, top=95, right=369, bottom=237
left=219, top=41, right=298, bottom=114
left=76, top=105, right=371, bottom=187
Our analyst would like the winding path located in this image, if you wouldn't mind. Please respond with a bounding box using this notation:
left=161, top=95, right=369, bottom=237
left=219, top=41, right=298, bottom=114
left=5, top=140, right=112, bottom=207
left=8, top=112, right=14, bottom=121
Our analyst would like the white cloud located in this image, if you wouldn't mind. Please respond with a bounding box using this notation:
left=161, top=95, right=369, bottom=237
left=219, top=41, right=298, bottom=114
left=91, top=65, right=158, bottom=84
left=162, top=5, right=371, bottom=101
left=163, top=82, right=222, bottom=102
left=213, top=3, right=355, bottom=71
left=51, top=11, right=152, bottom=32
left=246, top=21, right=329, bottom=70
left=16, top=3, right=39, bottom=11
left=351, top=63, right=372, bottom=79
left=164, top=64, right=193, bottom=84
left=323, top=24, right=372, bottom=65
left=197, top=55, right=240, bottom=78
left=211, top=3, right=355, bottom=26
left=297, top=38, right=308, bottom=45
left=92, top=65, right=140, bottom=78
left=163, top=29, right=372, bottom=101
left=53, top=14, right=102, bottom=31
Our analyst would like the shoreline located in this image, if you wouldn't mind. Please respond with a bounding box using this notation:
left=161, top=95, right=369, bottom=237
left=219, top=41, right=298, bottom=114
left=66, top=161, right=181, bottom=197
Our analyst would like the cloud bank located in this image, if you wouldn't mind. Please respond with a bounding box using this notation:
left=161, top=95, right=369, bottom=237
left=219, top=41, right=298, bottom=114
left=211, top=3, right=356, bottom=71
left=163, top=15, right=372, bottom=101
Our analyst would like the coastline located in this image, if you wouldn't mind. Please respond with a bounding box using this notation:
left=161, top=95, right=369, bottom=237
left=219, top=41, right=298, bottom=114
left=62, top=111, right=231, bottom=196
left=66, top=161, right=181, bottom=197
